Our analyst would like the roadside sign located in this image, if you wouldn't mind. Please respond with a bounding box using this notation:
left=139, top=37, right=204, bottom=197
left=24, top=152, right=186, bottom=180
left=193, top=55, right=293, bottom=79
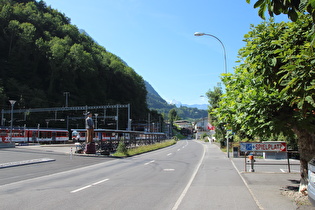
left=240, top=142, right=287, bottom=152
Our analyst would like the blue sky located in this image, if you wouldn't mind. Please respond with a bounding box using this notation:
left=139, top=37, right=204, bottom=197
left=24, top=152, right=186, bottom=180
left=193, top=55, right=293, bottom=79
left=42, top=0, right=288, bottom=105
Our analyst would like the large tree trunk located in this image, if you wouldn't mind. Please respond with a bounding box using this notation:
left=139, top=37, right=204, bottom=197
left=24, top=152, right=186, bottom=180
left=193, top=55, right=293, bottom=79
left=292, top=126, right=315, bottom=193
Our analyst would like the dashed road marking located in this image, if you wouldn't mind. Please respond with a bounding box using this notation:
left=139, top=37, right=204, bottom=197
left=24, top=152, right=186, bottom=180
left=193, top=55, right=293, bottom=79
left=144, top=160, right=155, bottom=165
left=71, top=178, right=109, bottom=193
left=163, top=169, right=175, bottom=171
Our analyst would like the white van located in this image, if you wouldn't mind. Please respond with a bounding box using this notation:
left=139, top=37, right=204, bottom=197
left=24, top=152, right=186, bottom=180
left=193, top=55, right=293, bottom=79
left=308, top=158, right=315, bottom=206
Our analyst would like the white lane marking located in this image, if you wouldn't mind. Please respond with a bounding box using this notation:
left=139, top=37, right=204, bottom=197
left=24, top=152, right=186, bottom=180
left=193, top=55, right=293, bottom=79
left=144, top=160, right=155, bottom=165
left=172, top=142, right=206, bottom=210
left=71, top=185, right=92, bottom=193
left=182, top=140, right=188, bottom=149
left=177, top=149, right=180, bottom=151
left=92, top=178, right=109, bottom=185
left=167, top=153, right=172, bottom=156
left=280, top=168, right=299, bottom=173
left=164, top=169, right=175, bottom=171
left=71, top=178, right=109, bottom=193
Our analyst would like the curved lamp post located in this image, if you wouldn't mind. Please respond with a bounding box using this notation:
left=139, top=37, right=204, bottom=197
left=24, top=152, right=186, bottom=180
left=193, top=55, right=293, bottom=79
left=194, top=32, right=227, bottom=74
left=194, top=32, right=229, bottom=158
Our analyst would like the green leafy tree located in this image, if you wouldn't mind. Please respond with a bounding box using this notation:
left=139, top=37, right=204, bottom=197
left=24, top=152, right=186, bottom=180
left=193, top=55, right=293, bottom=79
left=168, top=108, right=179, bottom=124
left=206, top=86, right=222, bottom=110
left=246, top=0, right=315, bottom=22
left=215, top=16, right=315, bottom=190
left=206, top=86, right=224, bottom=141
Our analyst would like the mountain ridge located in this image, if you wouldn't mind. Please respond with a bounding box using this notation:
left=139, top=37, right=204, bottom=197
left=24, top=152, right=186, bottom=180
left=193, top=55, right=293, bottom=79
left=145, top=81, right=208, bottom=119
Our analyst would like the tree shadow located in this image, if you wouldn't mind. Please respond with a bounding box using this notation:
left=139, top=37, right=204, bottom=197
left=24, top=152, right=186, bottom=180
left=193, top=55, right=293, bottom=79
left=283, top=179, right=300, bottom=191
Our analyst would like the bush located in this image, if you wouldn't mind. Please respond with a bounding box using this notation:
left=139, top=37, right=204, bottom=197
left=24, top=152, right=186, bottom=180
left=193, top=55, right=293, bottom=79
left=116, top=139, right=128, bottom=156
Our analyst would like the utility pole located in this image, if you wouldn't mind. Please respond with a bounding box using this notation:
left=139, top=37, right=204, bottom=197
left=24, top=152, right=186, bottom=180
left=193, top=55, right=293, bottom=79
left=9, top=100, right=16, bottom=143
left=63, top=92, right=70, bottom=107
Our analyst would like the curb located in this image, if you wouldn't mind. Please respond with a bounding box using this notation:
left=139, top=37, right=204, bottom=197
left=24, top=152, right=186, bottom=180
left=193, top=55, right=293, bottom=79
left=0, top=158, right=55, bottom=169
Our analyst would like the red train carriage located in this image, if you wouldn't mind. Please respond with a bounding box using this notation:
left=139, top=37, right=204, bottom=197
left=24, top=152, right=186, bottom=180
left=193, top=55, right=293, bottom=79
left=0, top=127, right=69, bottom=143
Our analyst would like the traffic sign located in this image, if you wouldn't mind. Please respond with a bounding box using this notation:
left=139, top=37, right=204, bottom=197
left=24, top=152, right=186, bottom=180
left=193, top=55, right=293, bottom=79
left=240, top=142, right=287, bottom=152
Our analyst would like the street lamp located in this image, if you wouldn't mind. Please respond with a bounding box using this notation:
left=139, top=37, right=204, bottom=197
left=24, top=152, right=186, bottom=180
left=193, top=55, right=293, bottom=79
left=194, top=32, right=229, bottom=157
left=194, top=32, right=227, bottom=74
left=9, top=100, right=16, bottom=143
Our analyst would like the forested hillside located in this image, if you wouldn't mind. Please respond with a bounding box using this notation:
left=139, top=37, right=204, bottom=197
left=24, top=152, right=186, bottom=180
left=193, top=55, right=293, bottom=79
left=145, top=81, right=176, bottom=111
left=0, top=0, right=147, bottom=119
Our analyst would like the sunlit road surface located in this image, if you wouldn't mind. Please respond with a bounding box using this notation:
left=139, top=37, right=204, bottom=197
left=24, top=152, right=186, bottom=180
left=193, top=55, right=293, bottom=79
left=0, top=140, right=295, bottom=210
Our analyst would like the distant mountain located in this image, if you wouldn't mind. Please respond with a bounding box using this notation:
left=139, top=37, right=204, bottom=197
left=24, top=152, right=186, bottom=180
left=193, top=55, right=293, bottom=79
left=183, top=104, right=208, bottom=110
left=170, top=99, right=182, bottom=107
left=169, top=99, right=208, bottom=110
left=145, top=81, right=208, bottom=119
left=145, top=81, right=175, bottom=110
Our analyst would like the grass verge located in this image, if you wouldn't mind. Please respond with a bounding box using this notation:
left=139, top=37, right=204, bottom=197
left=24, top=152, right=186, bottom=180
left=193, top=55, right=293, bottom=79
left=112, top=139, right=177, bottom=157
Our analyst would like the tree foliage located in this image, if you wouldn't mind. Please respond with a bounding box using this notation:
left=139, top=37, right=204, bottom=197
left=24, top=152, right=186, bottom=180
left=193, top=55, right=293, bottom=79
left=0, top=0, right=147, bottom=121
left=215, top=15, right=315, bottom=188
left=247, top=0, right=315, bottom=23
left=206, top=86, right=225, bottom=141
left=206, top=86, right=222, bottom=111
left=168, top=108, right=179, bottom=124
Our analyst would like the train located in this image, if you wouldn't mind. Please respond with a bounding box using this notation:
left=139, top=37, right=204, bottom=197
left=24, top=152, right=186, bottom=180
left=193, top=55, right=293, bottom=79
left=0, top=127, right=69, bottom=143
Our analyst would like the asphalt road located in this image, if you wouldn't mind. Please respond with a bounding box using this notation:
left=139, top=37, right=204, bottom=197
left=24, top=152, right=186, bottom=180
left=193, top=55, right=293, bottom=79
left=0, top=146, right=111, bottom=186
left=0, top=140, right=308, bottom=210
left=1, top=140, right=205, bottom=209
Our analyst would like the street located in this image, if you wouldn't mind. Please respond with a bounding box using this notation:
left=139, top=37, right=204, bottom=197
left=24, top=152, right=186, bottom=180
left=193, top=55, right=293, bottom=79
left=0, top=140, right=305, bottom=210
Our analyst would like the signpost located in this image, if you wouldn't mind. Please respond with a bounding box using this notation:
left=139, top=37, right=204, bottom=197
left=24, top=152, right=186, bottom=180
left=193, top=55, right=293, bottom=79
left=240, top=142, right=289, bottom=172
left=240, top=142, right=287, bottom=152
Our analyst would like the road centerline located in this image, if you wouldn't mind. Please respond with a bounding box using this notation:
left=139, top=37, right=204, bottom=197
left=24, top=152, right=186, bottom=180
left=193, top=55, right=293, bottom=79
left=71, top=178, right=109, bottom=193
left=92, top=178, right=109, bottom=185
left=71, top=185, right=92, bottom=193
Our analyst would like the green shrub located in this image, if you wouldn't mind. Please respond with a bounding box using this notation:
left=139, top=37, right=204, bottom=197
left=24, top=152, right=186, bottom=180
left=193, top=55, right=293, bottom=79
left=116, top=139, right=128, bottom=156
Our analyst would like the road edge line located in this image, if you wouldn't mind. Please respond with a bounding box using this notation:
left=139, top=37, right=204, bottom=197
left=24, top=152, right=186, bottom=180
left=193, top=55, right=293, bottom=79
left=171, top=141, right=206, bottom=210
left=231, top=159, right=264, bottom=210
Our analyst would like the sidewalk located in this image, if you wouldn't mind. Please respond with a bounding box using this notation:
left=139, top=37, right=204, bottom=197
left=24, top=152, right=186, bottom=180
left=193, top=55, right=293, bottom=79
left=225, top=143, right=314, bottom=209
left=231, top=158, right=303, bottom=209
left=178, top=142, right=314, bottom=210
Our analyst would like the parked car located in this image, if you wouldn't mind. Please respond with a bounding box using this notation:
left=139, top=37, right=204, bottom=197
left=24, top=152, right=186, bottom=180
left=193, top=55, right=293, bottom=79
left=308, top=158, right=315, bottom=206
